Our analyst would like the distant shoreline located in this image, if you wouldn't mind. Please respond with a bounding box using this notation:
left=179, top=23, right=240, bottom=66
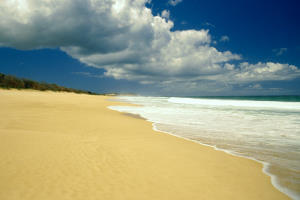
left=0, top=72, right=98, bottom=95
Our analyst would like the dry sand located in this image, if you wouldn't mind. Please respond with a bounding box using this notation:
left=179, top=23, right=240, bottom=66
left=0, top=89, right=289, bottom=200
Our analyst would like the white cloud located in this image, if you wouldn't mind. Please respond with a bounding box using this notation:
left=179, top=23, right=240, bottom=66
left=181, top=21, right=187, bottom=25
left=249, top=84, right=262, bottom=89
left=168, top=0, right=183, bottom=6
left=202, top=22, right=215, bottom=28
left=220, top=35, right=229, bottom=42
left=273, top=48, right=287, bottom=56
left=161, top=10, right=170, bottom=20
left=231, top=62, right=300, bottom=82
left=224, top=63, right=235, bottom=70
left=0, top=0, right=299, bottom=95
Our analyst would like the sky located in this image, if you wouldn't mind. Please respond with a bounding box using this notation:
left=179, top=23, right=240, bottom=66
left=0, top=0, right=299, bottom=96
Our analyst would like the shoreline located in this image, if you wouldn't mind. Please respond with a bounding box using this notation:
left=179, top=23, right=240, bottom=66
left=151, top=123, right=297, bottom=199
left=110, top=107, right=298, bottom=199
left=110, top=96, right=299, bottom=199
left=111, top=97, right=295, bottom=199
left=0, top=89, right=290, bottom=199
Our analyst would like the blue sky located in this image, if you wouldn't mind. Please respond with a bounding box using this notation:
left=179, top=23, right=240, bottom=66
left=0, top=0, right=299, bottom=95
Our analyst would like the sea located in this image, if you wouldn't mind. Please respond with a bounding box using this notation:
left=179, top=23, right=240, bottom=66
left=109, top=96, right=300, bottom=199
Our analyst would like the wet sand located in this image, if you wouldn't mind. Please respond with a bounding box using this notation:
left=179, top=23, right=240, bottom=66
left=0, top=89, right=289, bottom=199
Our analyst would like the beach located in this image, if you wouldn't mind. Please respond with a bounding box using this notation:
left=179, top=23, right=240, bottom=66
left=110, top=95, right=300, bottom=199
left=0, top=89, right=289, bottom=199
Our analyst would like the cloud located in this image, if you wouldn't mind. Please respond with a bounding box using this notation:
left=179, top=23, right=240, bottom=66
left=0, top=0, right=299, bottom=95
left=161, top=10, right=170, bottom=20
left=168, top=0, right=183, bottom=6
left=273, top=48, right=287, bottom=56
left=220, top=35, right=229, bottom=42
left=72, top=71, right=105, bottom=78
left=248, top=84, right=262, bottom=89
left=181, top=21, right=187, bottom=25
left=231, top=62, right=299, bottom=82
left=202, top=22, right=215, bottom=28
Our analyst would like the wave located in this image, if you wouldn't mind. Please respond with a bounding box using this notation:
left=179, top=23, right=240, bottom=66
left=109, top=95, right=300, bottom=199
left=168, top=97, right=300, bottom=110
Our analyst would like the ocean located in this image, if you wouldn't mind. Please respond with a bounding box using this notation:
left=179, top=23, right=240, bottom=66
left=109, top=96, right=300, bottom=199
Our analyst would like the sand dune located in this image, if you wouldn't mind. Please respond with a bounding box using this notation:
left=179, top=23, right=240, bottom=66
left=0, top=89, right=289, bottom=199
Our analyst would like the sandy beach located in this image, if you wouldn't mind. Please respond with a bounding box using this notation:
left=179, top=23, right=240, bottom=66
left=0, top=89, right=289, bottom=200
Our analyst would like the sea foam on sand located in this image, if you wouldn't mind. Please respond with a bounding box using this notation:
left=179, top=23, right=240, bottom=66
left=110, top=96, right=300, bottom=199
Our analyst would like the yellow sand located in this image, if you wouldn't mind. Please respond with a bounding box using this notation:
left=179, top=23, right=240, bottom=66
left=0, top=89, right=289, bottom=200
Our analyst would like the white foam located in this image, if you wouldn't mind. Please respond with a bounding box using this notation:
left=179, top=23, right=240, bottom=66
left=168, top=97, right=300, bottom=110
left=151, top=123, right=299, bottom=200
left=108, top=96, right=300, bottom=199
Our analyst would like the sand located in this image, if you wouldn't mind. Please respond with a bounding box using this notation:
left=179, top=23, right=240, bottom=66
left=0, top=89, right=289, bottom=200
